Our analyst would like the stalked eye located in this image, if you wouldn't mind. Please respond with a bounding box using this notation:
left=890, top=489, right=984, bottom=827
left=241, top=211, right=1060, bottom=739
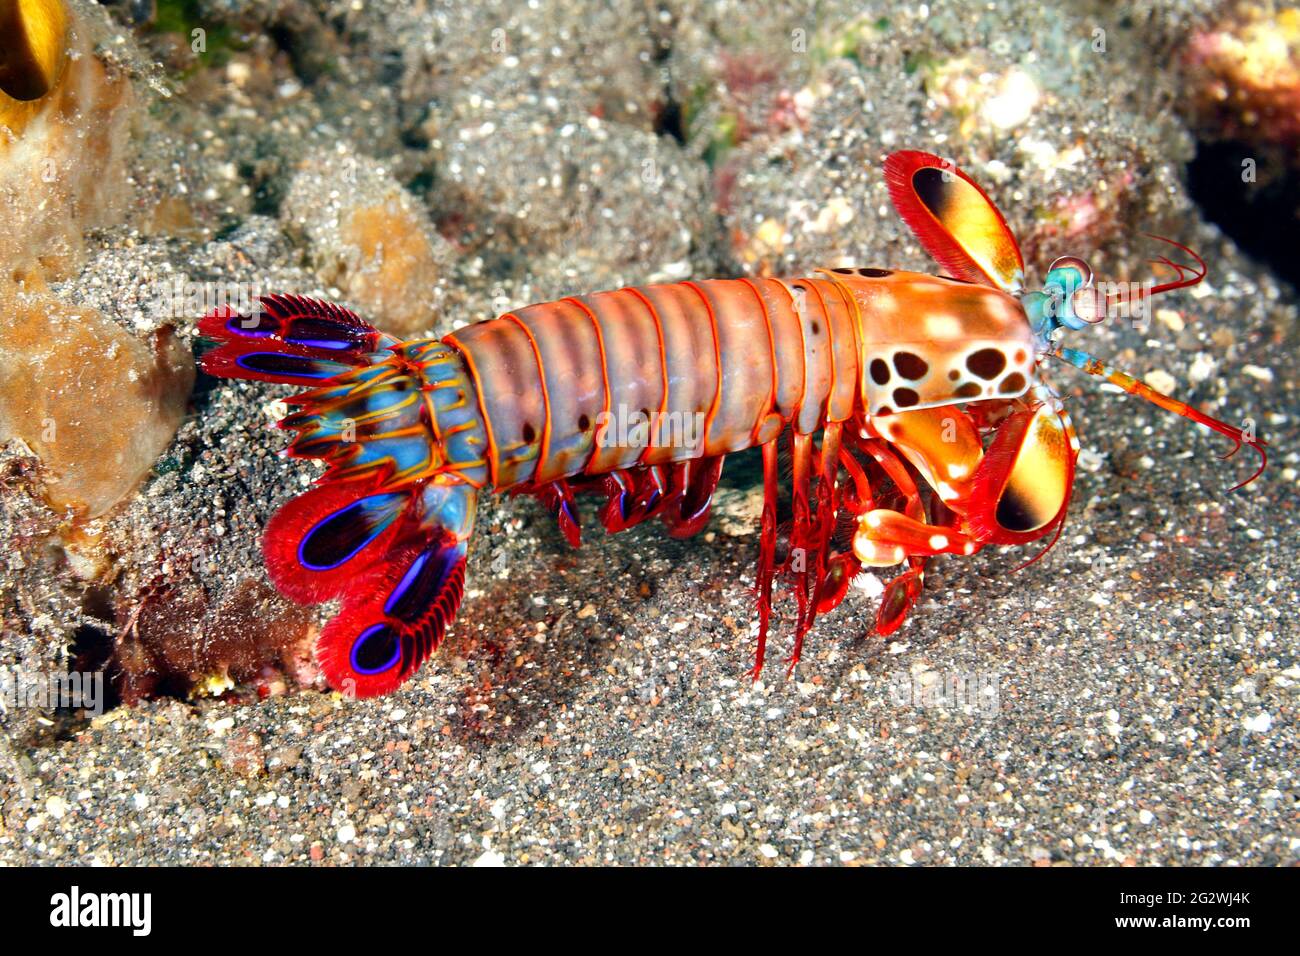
left=1047, top=255, right=1092, bottom=286
left=350, top=624, right=402, bottom=674
left=1070, top=285, right=1106, bottom=324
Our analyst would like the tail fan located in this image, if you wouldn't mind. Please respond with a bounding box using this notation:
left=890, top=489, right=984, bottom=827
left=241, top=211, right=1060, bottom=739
left=262, top=476, right=414, bottom=603
left=200, top=293, right=481, bottom=696
left=279, top=369, right=436, bottom=485
left=263, top=476, right=478, bottom=697
left=315, top=536, right=468, bottom=698
left=198, top=294, right=396, bottom=386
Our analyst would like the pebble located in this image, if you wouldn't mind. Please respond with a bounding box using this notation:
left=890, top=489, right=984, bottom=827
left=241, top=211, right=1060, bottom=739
left=1242, top=712, right=1272, bottom=733
left=1144, top=369, right=1178, bottom=394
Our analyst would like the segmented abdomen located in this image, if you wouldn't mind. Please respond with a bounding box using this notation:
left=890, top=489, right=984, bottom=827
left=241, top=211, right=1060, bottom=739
left=444, top=277, right=860, bottom=490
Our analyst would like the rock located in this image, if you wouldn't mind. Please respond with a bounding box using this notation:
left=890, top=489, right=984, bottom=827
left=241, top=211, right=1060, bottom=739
left=281, top=150, right=456, bottom=338
left=223, top=729, right=265, bottom=778
left=0, top=1, right=135, bottom=284
left=1184, top=5, right=1300, bottom=147
left=385, top=0, right=665, bottom=132
left=433, top=91, right=711, bottom=301
left=107, top=572, right=317, bottom=704
left=713, top=3, right=1194, bottom=279
left=0, top=283, right=194, bottom=518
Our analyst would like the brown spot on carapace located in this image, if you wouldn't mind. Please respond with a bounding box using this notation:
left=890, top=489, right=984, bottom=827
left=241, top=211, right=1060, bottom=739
left=870, top=358, right=890, bottom=385
left=1014, top=349, right=1027, bottom=364
left=578, top=414, right=591, bottom=431
left=955, top=382, right=983, bottom=399
left=811, top=321, right=821, bottom=335
left=876, top=405, right=892, bottom=415
left=999, top=372, right=1026, bottom=394
left=893, top=387, right=920, bottom=408
left=893, top=351, right=929, bottom=380
left=948, top=369, right=960, bottom=381
left=522, top=423, right=537, bottom=443
left=966, top=348, right=1006, bottom=380
left=860, top=268, right=892, bottom=277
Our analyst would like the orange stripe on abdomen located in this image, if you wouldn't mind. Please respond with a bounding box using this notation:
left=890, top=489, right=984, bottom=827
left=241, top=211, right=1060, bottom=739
left=747, top=278, right=807, bottom=425
left=511, top=299, right=608, bottom=484
left=447, top=317, right=546, bottom=487
left=775, top=278, right=833, bottom=434
left=807, top=277, right=859, bottom=423
left=634, top=283, right=716, bottom=466
left=579, top=289, right=667, bottom=474
left=692, top=279, right=778, bottom=454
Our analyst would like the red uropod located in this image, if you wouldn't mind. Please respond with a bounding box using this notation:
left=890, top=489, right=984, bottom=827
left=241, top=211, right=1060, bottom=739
left=198, top=150, right=1266, bottom=698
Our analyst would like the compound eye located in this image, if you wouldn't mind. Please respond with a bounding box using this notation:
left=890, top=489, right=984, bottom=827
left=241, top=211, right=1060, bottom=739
left=1070, top=285, right=1107, bottom=324
left=1047, top=255, right=1093, bottom=287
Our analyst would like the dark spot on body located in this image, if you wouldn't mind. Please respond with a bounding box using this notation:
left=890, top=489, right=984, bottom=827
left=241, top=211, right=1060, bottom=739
left=966, top=348, right=1006, bottom=379
left=860, top=268, right=892, bottom=277
left=522, top=423, right=536, bottom=443
left=997, top=487, right=1042, bottom=533
left=811, top=321, right=821, bottom=335
left=912, top=166, right=950, bottom=217
left=893, top=351, right=929, bottom=380
left=299, top=495, right=401, bottom=571
left=893, top=387, right=920, bottom=408
left=948, top=369, right=960, bottom=381
left=1014, top=349, right=1027, bottom=364
left=955, top=382, right=982, bottom=399
left=578, top=414, right=591, bottom=431
left=999, top=372, right=1026, bottom=394
left=876, top=405, right=892, bottom=415
left=870, top=358, right=890, bottom=385
left=351, top=625, right=400, bottom=674
left=832, top=268, right=853, bottom=275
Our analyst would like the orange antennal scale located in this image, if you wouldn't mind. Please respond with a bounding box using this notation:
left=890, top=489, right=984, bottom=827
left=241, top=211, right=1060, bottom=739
left=1047, top=345, right=1267, bottom=491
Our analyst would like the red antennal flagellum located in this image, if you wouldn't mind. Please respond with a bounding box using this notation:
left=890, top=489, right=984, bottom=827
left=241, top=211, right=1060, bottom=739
left=1106, top=233, right=1208, bottom=311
